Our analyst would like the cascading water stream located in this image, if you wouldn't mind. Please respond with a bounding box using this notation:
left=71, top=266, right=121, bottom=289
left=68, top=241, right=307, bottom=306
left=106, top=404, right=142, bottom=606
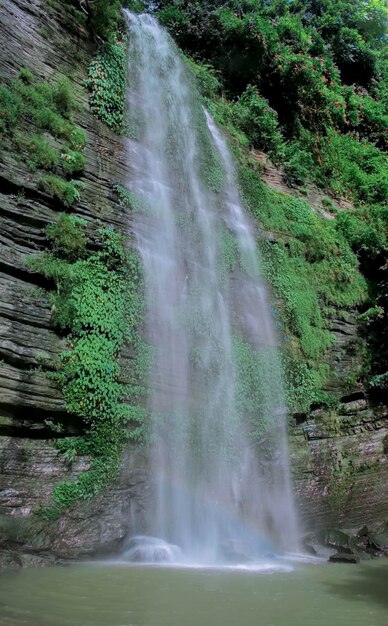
left=123, top=10, right=299, bottom=564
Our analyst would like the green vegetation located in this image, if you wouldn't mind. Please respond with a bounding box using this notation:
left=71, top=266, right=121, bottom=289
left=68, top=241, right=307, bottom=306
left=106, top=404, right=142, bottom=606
left=26, top=136, right=59, bottom=171
left=155, top=0, right=387, bottom=403
left=86, top=37, right=127, bottom=131
left=157, top=0, right=387, bottom=204
left=0, top=70, right=85, bottom=203
left=54, top=77, right=77, bottom=115
left=233, top=337, right=283, bottom=437
left=0, top=73, right=84, bottom=142
left=63, top=0, right=126, bottom=41
left=231, top=85, right=284, bottom=161
left=113, top=184, right=146, bottom=212
left=237, top=155, right=367, bottom=410
left=39, top=175, right=84, bottom=206
left=46, top=213, right=87, bottom=259
left=31, top=216, right=145, bottom=516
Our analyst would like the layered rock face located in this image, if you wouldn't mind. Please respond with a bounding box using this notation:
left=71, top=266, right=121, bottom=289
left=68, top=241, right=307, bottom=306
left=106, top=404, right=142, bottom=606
left=0, top=0, right=386, bottom=568
left=291, top=310, right=387, bottom=533
left=0, top=0, right=148, bottom=564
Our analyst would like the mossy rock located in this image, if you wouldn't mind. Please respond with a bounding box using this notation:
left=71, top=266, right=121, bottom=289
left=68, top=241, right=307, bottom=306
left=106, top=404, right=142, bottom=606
left=323, top=528, right=358, bottom=554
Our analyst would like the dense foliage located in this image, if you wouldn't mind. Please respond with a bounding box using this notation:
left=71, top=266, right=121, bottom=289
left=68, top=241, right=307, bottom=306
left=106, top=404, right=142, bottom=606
left=86, top=37, right=127, bottom=130
left=63, top=0, right=126, bottom=41
left=155, top=1, right=387, bottom=197
left=152, top=0, right=387, bottom=397
left=31, top=217, right=146, bottom=515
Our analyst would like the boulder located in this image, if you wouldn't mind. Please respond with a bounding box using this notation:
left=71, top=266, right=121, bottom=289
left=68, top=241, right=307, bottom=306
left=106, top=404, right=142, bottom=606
left=355, top=525, right=388, bottom=556
left=323, top=529, right=357, bottom=554
left=329, top=552, right=360, bottom=564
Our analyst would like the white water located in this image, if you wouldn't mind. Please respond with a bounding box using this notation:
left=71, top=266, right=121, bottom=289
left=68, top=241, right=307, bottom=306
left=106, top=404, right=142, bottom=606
left=124, top=11, right=299, bottom=564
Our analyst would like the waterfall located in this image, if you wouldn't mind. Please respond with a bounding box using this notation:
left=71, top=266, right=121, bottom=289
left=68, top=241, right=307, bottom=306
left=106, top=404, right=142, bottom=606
left=124, top=10, right=299, bottom=564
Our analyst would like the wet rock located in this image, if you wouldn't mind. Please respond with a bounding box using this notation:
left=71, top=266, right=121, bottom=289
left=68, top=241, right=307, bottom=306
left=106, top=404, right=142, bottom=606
left=300, top=535, right=320, bottom=556
left=0, top=547, right=57, bottom=572
left=290, top=398, right=388, bottom=531
left=0, top=444, right=149, bottom=562
left=329, top=552, right=360, bottom=564
left=357, top=525, right=369, bottom=538
left=324, top=529, right=357, bottom=554
left=0, top=548, right=23, bottom=571
left=303, top=543, right=318, bottom=556
left=354, top=524, right=388, bottom=556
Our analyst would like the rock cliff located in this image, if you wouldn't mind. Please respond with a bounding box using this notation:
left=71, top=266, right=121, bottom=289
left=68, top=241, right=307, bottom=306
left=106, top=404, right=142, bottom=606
left=0, top=0, right=148, bottom=566
left=0, top=0, right=386, bottom=568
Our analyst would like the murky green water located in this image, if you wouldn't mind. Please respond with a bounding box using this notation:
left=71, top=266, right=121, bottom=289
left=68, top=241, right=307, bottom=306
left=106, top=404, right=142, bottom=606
left=0, top=559, right=387, bottom=626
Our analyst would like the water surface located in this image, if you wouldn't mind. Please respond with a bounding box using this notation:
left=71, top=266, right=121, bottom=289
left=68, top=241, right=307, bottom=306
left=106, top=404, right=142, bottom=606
left=0, top=560, right=387, bottom=626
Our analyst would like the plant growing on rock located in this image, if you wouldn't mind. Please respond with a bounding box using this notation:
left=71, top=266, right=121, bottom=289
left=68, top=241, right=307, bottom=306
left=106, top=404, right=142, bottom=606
left=86, top=37, right=127, bottom=131
left=0, top=70, right=86, bottom=204
left=31, top=216, right=146, bottom=516
left=38, top=175, right=84, bottom=206
left=46, top=214, right=87, bottom=260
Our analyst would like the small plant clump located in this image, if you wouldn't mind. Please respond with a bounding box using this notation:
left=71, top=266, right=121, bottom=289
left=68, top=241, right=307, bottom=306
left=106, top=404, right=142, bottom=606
left=46, top=214, right=87, bottom=260
left=113, top=184, right=145, bottom=212
left=18, top=67, right=33, bottom=84
left=26, top=136, right=59, bottom=171
left=38, top=175, right=84, bottom=207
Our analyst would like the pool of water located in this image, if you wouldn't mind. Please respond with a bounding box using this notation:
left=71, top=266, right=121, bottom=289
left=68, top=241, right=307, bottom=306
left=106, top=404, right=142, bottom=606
left=0, top=558, right=387, bottom=626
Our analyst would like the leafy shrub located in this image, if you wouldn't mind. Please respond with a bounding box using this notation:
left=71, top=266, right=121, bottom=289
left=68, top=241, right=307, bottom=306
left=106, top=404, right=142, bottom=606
left=86, top=37, right=126, bottom=131
left=158, top=5, right=189, bottom=35
left=232, top=86, right=284, bottom=160
left=185, top=58, right=221, bottom=99
left=54, top=78, right=76, bottom=116
left=39, top=175, right=83, bottom=206
left=46, top=214, right=87, bottom=260
left=342, top=88, right=388, bottom=150
left=316, top=131, right=388, bottom=204
left=88, top=0, right=123, bottom=41
left=336, top=208, right=387, bottom=256
left=26, top=136, right=59, bottom=171
left=18, top=68, right=33, bottom=84
left=283, top=142, right=314, bottom=187
left=64, top=0, right=124, bottom=41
